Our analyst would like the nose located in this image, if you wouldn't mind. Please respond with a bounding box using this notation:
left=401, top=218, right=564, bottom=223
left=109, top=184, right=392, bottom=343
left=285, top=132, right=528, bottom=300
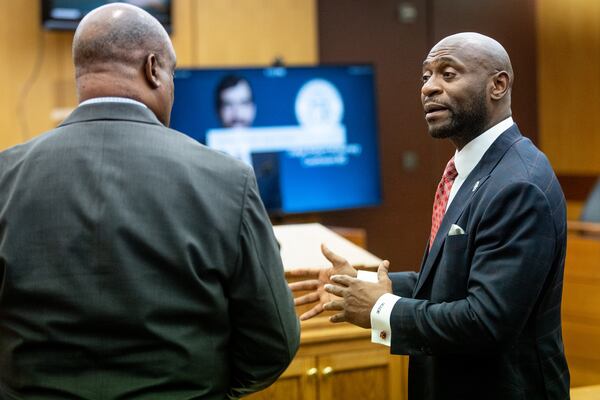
left=421, top=74, right=442, bottom=98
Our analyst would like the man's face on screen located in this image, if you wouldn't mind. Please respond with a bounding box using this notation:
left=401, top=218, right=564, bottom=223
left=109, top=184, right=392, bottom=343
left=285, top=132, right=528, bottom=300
left=218, top=81, right=257, bottom=128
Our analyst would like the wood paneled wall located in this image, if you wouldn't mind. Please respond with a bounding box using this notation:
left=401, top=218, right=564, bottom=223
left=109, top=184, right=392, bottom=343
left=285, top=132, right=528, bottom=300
left=0, top=0, right=317, bottom=151
left=317, top=0, right=434, bottom=269
left=537, top=0, right=600, bottom=175
left=189, top=0, right=317, bottom=67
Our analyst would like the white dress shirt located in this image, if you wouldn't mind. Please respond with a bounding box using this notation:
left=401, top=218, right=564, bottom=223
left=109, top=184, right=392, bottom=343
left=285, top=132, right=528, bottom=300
left=367, top=116, right=515, bottom=346
left=79, top=97, right=148, bottom=109
left=446, top=117, right=514, bottom=210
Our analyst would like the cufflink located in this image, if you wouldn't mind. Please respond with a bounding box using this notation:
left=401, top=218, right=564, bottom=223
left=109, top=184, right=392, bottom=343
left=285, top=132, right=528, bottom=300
left=379, top=331, right=387, bottom=340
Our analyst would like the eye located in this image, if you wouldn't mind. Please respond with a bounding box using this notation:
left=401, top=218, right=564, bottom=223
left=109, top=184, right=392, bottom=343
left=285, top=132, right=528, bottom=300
left=442, top=70, right=456, bottom=80
left=421, top=74, right=431, bottom=84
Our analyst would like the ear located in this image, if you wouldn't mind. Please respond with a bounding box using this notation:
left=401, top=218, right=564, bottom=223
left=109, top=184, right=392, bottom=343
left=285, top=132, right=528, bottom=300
left=490, top=71, right=510, bottom=101
left=144, top=53, right=161, bottom=89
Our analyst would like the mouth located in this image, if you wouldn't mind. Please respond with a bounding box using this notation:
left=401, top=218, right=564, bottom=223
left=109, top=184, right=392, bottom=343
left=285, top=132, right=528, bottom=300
left=423, top=103, right=450, bottom=120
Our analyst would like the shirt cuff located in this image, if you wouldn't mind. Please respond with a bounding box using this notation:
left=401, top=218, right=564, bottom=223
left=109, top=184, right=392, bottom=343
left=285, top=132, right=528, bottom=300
left=370, top=293, right=401, bottom=347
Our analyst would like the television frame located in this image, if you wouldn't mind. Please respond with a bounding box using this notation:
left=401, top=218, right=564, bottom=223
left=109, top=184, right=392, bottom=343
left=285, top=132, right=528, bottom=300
left=40, top=0, right=173, bottom=32
left=170, top=64, right=383, bottom=216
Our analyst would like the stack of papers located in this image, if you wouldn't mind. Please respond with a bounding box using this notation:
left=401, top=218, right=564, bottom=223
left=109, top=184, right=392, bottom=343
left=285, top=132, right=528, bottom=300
left=272, top=223, right=382, bottom=271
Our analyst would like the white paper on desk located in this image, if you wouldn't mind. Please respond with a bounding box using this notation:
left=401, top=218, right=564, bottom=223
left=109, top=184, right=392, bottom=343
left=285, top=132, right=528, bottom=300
left=272, top=223, right=382, bottom=271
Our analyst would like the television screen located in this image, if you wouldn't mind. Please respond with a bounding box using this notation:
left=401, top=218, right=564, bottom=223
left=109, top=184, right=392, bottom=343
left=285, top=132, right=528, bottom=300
left=170, top=65, right=382, bottom=215
left=41, top=0, right=172, bottom=31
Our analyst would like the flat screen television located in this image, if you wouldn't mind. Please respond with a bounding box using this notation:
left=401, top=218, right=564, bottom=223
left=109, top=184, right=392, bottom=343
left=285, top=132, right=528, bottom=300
left=170, top=65, right=382, bottom=215
left=41, top=0, right=172, bottom=31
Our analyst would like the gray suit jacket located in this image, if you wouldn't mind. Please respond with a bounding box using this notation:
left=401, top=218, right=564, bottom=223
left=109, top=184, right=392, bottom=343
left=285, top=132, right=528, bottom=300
left=0, top=103, right=300, bottom=399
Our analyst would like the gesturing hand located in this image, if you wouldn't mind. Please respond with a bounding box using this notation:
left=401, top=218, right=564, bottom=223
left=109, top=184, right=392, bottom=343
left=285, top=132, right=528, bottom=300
left=288, top=244, right=357, bottom=321
left=323, top=259, right=392, bottom=328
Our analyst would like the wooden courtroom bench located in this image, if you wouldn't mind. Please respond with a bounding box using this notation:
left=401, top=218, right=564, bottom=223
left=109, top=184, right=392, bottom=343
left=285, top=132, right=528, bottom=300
left=562, top=221, right=600, bottom=388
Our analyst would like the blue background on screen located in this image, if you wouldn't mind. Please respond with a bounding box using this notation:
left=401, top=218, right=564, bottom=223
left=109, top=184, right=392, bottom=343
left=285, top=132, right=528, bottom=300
left=170, top=65, right=382, bottom=214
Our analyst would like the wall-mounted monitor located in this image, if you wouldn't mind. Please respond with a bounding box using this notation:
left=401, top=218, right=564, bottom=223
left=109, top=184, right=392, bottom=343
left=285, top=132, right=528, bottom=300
left=170, top=65, right=382, bottom=215
left=41, top=0, right=172, bottom=32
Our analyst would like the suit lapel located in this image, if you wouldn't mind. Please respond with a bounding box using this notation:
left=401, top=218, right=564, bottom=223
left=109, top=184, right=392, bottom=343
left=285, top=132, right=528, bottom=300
left=413, top=125, right=524, bottom=296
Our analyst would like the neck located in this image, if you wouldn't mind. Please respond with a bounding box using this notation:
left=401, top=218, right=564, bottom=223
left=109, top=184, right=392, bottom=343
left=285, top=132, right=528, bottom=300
left=451, top=111, right=511, bottom=151
left=76, top=73, right=146, bottom=106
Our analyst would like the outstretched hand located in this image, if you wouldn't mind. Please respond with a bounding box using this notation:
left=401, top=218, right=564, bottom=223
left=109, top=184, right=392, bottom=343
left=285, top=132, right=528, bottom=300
left=288, top=244, right=357, bottom=321
left=323, top=259, right=392, bottom=328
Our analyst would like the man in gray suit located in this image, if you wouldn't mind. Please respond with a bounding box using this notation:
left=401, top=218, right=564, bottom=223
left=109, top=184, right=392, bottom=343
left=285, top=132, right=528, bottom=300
left=0, top=4, right=299, bottom=399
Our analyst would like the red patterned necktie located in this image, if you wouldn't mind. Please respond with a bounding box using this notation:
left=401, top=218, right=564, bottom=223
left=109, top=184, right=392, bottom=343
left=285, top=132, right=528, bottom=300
left=429, top=158, right=458, bottom=250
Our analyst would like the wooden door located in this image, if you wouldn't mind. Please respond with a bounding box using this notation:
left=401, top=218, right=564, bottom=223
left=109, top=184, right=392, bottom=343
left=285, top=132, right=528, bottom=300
left=247, top=355, right=318, bottom=400
left=317, top=347, right=401, bottom=400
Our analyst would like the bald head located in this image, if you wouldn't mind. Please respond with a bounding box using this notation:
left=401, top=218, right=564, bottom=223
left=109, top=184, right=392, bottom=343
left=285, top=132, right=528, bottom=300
left=421, top=32, right=514, bottom=149
left=73, top=3, right=176, bottom=125
left=432, top=32, right=514, bottom=85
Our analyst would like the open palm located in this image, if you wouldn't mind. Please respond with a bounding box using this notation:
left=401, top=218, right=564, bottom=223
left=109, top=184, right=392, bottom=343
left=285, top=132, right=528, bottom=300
left=288, top=244, right=357, bottom=320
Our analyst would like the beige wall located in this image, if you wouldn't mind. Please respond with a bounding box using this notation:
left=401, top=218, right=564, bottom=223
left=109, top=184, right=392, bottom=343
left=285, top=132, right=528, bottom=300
left=0, top=1, right=75, bottom=150
left=537, top=0, right=600, bottom=175
left=0, top=0, right=317, bottom=151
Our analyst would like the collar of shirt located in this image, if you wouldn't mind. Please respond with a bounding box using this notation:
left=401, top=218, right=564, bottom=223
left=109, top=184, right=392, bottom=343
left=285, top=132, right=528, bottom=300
left=79, top=97, right=148, bottom=109
left=446, top=116, right=514, bottom=210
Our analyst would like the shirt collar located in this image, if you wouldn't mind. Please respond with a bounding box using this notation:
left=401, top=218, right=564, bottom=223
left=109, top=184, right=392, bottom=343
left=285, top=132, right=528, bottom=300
left=453, top=116, right=514, bottom=179
left=79, top=97, right=148, bottom=109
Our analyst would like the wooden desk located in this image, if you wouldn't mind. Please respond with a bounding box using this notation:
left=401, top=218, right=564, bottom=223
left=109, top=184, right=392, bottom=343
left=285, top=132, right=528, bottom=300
left=571, top=384, right=600, bottom=400
left=562, top=222, right=600, bottom=387
left=247, top=316, right=408, bottom=400
left=248, top=225, right=407, bottom=400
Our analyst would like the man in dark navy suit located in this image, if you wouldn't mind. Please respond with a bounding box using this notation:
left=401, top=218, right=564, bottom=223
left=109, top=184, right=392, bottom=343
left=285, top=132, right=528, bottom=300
left=291, top=32, right=569, bottom=400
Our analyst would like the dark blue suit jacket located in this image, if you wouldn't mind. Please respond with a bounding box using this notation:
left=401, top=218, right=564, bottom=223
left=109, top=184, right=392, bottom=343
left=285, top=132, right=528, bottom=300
left=389, top=125, right=569, bottom=400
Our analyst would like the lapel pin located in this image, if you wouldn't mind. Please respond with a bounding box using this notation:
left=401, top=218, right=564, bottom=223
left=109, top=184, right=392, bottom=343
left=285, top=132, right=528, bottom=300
left=472, top=180, right=480, bottom=192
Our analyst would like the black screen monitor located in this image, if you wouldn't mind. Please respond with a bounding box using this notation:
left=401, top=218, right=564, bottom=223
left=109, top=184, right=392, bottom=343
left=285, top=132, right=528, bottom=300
left=41, top=0, right=172, bottom=32
left=170, top=65, right=382, bottom=215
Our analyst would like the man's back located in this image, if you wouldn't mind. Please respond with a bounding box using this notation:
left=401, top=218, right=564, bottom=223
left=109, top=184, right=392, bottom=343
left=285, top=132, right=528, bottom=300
left=0, top=103, right=300, bottom=399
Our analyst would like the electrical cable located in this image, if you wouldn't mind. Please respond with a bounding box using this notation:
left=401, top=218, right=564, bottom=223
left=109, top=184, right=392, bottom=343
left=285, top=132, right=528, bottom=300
left=17, top=28, right=46, bottom=142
